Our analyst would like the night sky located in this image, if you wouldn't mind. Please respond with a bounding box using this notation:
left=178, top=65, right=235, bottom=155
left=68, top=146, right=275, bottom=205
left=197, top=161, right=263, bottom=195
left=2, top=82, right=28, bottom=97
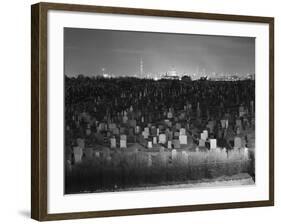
left=64, top=27, right=255, bottom=78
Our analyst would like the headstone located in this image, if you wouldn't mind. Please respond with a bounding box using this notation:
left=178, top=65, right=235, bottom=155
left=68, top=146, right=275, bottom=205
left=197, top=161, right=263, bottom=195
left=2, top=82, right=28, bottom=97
left=239, top=105, right=245, bottom=117
left=167, top=121, right=172, bottom=127
left=66, top=125, right=70, bottom=131
left=153, top=136, right=157, bottom=144
left=234, top=137, right=242, bottom=149
left=244, top=147, right=249, bottom=159
left=174, top=132, right=180, bottom=138
left=179, top=135, right=188, bottom=145
left=120, top=139, right=127, bottom=148
left=182, top=151, right=188, bottom=162
left=142, top=131, right=149, bottom=139
left=203, top=130, right=208, bottom=139
left=144, top=127, right=150, bottom=135
left=167, top=111, right=173, bottom=119
left=199, top=139, right=205, bottom=147
left=207, top=120, right=215, bottom=133
left=129, top=119, right=136, bottom=127
left=148, top=141, right=152, bottom=148
left=159, top=134, right=167, bottom=144
left=236, top=127, right=241, bottom=135
left=180, top=128, right=186, bottom=136
left=165, top=129, right=173, bottom=140
left=173, top=139, right=180, bottom=149
left=236, top=119, right=242, bottom=128
left=120, top=127, right=125, bottom=134
left=106, top=155, right=112, bottom=162
left=172, top=149, right=177, bottom=160
left=135, top=126, right=140, bottom=134
left=182, top=151, right=188, bottom=157
left=164, top=119, right=170, bottom=125
left=103, top=148, right=110, bottom=157
left=109, top=123, right=116, bottom=131
left=77, top=138, right=85, bottom=149
left=113, top=127, right=120, bottom=135
left=98, top=123, right=105, bottom=132
left=200, top=133, right=207, bottom=141
left=210, top=139, right=217, bottom=149
left=86, top=128, right=91, bottom=136
left=94, top=151, right=100, bottom=158
left=175, top=123, right=181, bottom=130
left=157, top=128, right=160, bottom=136
left=107, top=131, right=111, bottom=137
left=73, top=146, right=83, bottom=163
left=120, top=134, right=127, bottom=141
left=167, top=140, right=172, bottom=149
left=151, top=127, right=157, bottom=136
left=179, top=112, right=185, bottom=120
left=123, top=115, right=128, bottom=123
left=221, top=119, right=226, bottom=128
left=110, top=138, right=116, bottom=148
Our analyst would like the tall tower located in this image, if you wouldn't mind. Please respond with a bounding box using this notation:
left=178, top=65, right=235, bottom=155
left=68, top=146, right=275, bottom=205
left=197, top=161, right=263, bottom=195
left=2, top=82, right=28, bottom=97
left=140, top=58, right=143, bottom=77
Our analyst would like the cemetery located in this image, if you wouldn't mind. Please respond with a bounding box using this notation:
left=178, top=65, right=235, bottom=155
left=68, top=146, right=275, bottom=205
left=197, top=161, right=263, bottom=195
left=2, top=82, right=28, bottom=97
left=64, top=76, right=255, bottom=194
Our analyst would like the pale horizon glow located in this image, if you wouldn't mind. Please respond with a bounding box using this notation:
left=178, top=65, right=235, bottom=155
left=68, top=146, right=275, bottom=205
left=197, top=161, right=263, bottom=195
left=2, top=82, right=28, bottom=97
left=64, top=28, right=255, bottom=78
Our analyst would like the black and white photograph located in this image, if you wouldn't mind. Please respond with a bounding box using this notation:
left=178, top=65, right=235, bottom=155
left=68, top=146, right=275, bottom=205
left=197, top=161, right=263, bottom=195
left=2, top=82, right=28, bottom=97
left=64, top=28, right=256, bottom=194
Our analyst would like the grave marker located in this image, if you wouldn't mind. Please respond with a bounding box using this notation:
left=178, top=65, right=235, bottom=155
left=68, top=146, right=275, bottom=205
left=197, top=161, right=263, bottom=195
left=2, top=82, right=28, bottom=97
left=120, top=139, right=127, bottom=148
left=179, top=135, right=188, bottom=145
left=86, top=128, right=91, bottom=136
left=234, top=136, right=242, bottom=149
left=199, top=139, right=205, bottom=147
left=210, top=139, right=217, bottom=149
left=159, top=133, right=167, bottom=144
left=135, top=126, right=140, bottom=134
left=77, top=138, right=85, bottom=149
left=172, top=149, right=177, bottom=160
left=142, top=131, right=149, bottom=139
left=73, top=146, right=83, bottom=163
left=180, top=128, right=186, bottom=135
left=110, top=138, right=116, bottom=148
left=167, top=140, right=172, bottom=149
left=173, top=139, right=180, bottom=149
left=200, top=133, right=207, bottom=141
left=153, top=136, right=157, bottom=144
left=203, top=130, right=208, bottom=139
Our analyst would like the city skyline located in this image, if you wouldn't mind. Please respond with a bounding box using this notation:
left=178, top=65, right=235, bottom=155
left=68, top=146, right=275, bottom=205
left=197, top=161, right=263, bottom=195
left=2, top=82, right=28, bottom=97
left=64, top=28, right=255, bottom=78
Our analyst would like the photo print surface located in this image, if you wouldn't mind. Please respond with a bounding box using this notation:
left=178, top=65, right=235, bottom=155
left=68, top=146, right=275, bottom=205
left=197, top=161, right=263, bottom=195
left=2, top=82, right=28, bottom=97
left=64, top=28, right=255, bottom=194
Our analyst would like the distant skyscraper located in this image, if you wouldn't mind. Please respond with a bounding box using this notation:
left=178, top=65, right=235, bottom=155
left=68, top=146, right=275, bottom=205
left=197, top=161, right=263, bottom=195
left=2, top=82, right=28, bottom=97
left=140, top=58, right=143, bottom=77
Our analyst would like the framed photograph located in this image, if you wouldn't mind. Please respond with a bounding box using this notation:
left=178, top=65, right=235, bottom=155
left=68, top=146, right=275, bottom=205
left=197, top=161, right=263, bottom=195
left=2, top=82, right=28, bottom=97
left=31, top=2, right=274, bottom=221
